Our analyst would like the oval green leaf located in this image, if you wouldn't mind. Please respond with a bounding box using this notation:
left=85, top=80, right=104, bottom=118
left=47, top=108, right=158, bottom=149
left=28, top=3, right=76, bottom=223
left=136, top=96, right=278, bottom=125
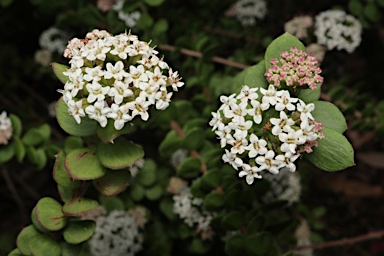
left=311, top=101, right=347, bottom=133
left=62, top=197, right=99, bottom=217
left=304, top=127, right=355, bottom=171
left=16, top=225, right=40, bottom=255
left=93, top=169, right=131, bottom=196
left=203, top=191, right=225, bottom=211
left=298, top=84, right=322, bottom=103
left=29, top=233, right=61, bottom=256
left=135, top=159, right=156, bottom=187
left=63, top=220, right=96, bottom=244
left=34, top=197, right=68, bottom=231
left=177, top=157, right=201, bottom=179
left=9, top=114, right=22, bottom=138
left=13, top=138, right=25, bottom=162
left=56, top=97, right=97, bottom=137
left=0, top=143, right=15, bottom=164
left=65, top=148, right=107, bottom=180
left=63, top=136, right=84, bottom=154
left=51, top=62, right=69, bottom=84
left=243, top=60, right=268, bottom=90
left=97, top=137, right=144, bottom=170
left=264, top=32, right=306, bottom=69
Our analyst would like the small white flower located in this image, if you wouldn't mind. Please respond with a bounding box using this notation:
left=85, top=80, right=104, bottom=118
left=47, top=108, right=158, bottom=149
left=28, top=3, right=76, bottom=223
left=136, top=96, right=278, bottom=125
left=239, top=164, right=262, bottom=185
left=86, top=81, right=110, bottom=103
left=275, top=90, right=298, bottom=111
left=168, top=68, right=184, bottom=91
left=279, top=129, right=306, bottom=153
left=84, top=66, right=105, bottom=82
left=85, top=101, right=111, bottom=127
left=209, top=111, right=223, bottom=131
left=126, top=96, right=151, bottom=121
left=222, top=149, right=243, bottom=170
left=270, top=111, right=295, bottom=136
left=107, top=104, right=133, bottom=130
left=67, top=99, right=85, bottom=124
left=219, top=94, right=237, bottom=113
left=256, top=150, right=281, bottom=174
left=247, top=99, right=268, bottom=124
left=229, top=134, right=248, bottom=155
left=236, top=85, right=259, bottom=102
left=104, top=61, right=128, bottom=81
left=130, top=65, right=148, bottom=87
left=228, top=116, right=252, bottom=139
left=275, top=152, right=300, bottom=172
left=109, top=80, right=134, bottom=105
left=155, top=89, right=172, bottom=110
left=243, top=134, right=268, bottom=158
left=296, top=100, right=315, bottom=121
left=260, top=85, right=278, bottom=107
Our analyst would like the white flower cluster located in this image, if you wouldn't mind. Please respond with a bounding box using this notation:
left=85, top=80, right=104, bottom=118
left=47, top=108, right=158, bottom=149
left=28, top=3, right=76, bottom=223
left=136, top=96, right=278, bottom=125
left=39, top=27, right=69, bottom=54
left=210, top=85, right=324, bottom=185
left=262, top=168, right=301, bottom=205
left=284, top=15, right=313, bottom=39
left=173, top=186, right=216, bottom=239
left=60, top=29, right=183, bottom=130
left=0, top=111, right=12, bottom=145
left=90, top=210, right=144, bottom=256
left=235, top=0, right=267, bottom=26
left=112, top=0, right=141, bottom=28
left=314, top=10, right=362, bottom=53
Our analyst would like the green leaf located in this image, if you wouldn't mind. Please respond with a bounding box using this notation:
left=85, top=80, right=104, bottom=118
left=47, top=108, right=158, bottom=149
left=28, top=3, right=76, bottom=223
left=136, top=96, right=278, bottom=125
left=203, top=191, right=225, bottom=211
left=99, top=195, right=125, bottom=212
left=130, top=183, right=145, bottom=201
left=135, top=159, right=156, bottom=187
left=97, top=137, right=144, bottom=170
left=53, top=151, right=79, bottom=187
left=60, top=242, right=89, bottom=256
left=57, top=182, right=85, bottom=203
left=225, top=233, right=246, bottom=256
left=187, top=238, right=211, bottom=255
left=298, top=84, right=322, bottom=103
left=33, top=197, right=68, bottom=231
left=201, top=168, right=221, bottom=188
left=63, top=220, right=96, bottom=244
left=184, top=127, right=205, bottom=151
left=96, top=119, right=136, bottom=144
left=16, top=225, right=40, bottom=255
left=153, top=18, right=168, bottom=34
left=264, top=32, right=306, bottom=69
left=51, top=62, right=69, bottom=84
left=22, top=129, right=44, bottom=146
left=13, top=138, right=25, bottom=162
left=177, top=156, right=201, bottom=179
left=29, top=233, right=61, bottom=256
left=138, top=13, right=153, bottom=28
left=348, top=0, right=363, bottom=16
left=364, top=3, right=381, bottom=22
left=304, top=127, right=355, bottom=171
left=243, top=60, right=268, bottom=90
left=0, top=143, right=15, bottom=163
left=144, top=0, right=164, bottom=6
left=159, top=198, right=177, bottom=220
left=7, top=248, right=23, bottom=256
left=222, top=212, right=246, bottom=230
left=245, top=232, right=275, bottom=255
left=56, top=97, right=97, bottom=137
left=311, top=101, right=347, bottom=133
left=158, top=130, right=183, bottom=157
left=65, top=148, right=107, bottom=180
left=62, top=197, right=99, bottom=217
left=145, top=185, right=163, bottom=201
left=33, top=148, right=47, bottom=170
left=93, top=169, right=131, bottom=196
left=9, top=114, right=22, bottom=138
left=233, top=68, right=247, bottom=92
left=63, top=136, right=84, bottom=154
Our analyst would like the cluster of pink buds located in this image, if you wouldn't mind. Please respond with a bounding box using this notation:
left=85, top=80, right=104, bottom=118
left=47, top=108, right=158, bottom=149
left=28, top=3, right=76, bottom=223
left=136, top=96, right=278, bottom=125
left=265, top=46, right=323, bottom=90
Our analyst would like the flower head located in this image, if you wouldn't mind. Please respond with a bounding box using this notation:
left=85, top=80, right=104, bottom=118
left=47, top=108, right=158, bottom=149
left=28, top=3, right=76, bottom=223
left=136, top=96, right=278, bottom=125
left=284, top=15, right=313, bottom=39
left=265, top=46, right=323, bottom=90
left=314, top=9, right=362, bottom=53
left=0, top=111, right=12, bottom=145
left=234, top=0, right=267, bottom=26
left=59, top=30, right=183, bottom=130
left=209, top=83, right=324, bottom=185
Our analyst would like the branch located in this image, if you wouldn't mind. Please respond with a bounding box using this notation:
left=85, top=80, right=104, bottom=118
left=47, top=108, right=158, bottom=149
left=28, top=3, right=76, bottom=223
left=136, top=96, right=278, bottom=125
left=170, top=121, right=207, bottom=173
left=293, top=230, right=384, bottom=251
left=158, top=44, right=249, bottom=70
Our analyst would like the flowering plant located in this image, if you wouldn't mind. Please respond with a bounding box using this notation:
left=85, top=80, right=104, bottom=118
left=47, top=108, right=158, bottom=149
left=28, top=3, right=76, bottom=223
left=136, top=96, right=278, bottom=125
left=210, top=33, right=354, bottom=185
